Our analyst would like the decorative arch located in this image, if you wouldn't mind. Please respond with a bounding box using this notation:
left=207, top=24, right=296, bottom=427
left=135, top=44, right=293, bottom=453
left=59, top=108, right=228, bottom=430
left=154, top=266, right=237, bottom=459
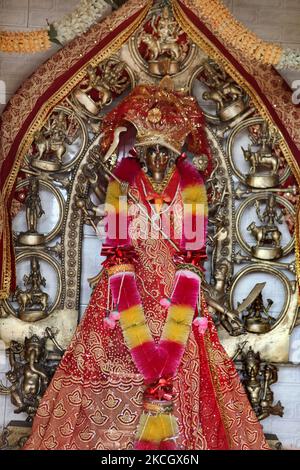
left=0, top=0, right=299, bottom=359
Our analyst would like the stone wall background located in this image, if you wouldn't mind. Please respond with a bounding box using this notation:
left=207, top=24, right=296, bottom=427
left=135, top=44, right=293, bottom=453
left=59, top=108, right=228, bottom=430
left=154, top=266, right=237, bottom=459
left=1, top=0, right=300, bottom=450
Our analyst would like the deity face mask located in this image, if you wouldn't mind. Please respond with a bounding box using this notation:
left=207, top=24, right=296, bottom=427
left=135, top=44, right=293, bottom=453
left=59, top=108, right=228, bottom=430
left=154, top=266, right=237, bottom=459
left=146, top=145, right=170, bottom=174
left=138, top=144, right=176, bottom=181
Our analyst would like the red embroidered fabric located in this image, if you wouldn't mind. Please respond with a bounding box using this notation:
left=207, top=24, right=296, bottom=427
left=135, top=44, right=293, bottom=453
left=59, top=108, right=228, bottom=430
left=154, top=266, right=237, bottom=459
left=23, top=165, right=269, bottom=450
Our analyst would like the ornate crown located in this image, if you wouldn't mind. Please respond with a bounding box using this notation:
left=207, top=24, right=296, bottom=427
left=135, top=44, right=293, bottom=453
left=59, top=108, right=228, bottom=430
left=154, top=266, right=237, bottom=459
left=100, top=84, right=211, bottom=172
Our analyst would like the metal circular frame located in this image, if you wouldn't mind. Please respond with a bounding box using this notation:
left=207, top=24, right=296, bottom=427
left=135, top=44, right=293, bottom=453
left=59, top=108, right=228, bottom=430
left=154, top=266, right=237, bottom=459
left=229, top=264, right=292, bottom=331
left=14, top=179, right=65, bottom=244
left=235, top=193, right=295, bottom=258
left=3, top=251, right=62, bottom=318
left=226, top=116, right=291, bottom=185
left=25, top=105, right=88, bottom=173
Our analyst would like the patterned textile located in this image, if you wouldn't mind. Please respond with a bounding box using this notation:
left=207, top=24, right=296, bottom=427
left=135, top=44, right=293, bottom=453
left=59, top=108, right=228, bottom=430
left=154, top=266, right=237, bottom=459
left=24, top=163, right=269, bottom=450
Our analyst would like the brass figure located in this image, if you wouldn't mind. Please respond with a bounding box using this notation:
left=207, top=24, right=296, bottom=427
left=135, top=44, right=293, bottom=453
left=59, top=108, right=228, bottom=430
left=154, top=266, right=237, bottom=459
left=31, top=110, right=74, bottom=172
left=241, top=122, right=280, bottom=188
left=213, top=261, right=231, bottom=300
left=18, top=178, right=45, bottom=246
left=259, top=364, right=284, bottom=420
left=13, top=257, right=49, bottom=322
left=243, top=347, right=261, bottom=411
left=203, top=276, right=271, bottom=337
left=137, top=6, right=186, bottom=75
left=242, top=347, right=284, bottom=421
left=200, top=60, right=251, bottom=125
left=0, top=336, right=50, bottom=421
left=248, top=194, right=283, bottom=260
left=240, top=285, right=276, bottom=334
left=73, top=59, right=130, bottom=117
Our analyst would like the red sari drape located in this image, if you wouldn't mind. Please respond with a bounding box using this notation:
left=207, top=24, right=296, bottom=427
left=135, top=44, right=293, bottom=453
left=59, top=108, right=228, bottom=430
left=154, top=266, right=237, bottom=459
left=23, top=163, right=269, bottom=450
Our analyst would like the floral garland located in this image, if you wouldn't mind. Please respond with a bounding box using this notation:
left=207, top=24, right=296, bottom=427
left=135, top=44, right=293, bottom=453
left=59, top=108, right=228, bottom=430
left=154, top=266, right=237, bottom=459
left=1, top=0, right=300, bottom=69
left=101, top=155, right=209, bottom=449
left=0, top=30, right=51, bottom=53
left=51, top=0, right=111, bottom=45
left=185, top=0, right=300, bottom=70
left=108, top=266, right=201, bottom=449
left=0, top=0, right=110, bottom=53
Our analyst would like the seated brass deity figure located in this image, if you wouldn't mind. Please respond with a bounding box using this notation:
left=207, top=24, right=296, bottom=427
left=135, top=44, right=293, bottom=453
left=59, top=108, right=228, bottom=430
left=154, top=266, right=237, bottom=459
left=24, top=84, right=269, bottom=450
left=240, top=287, right=276, bottom=334
left=73, top=60, right=129, bottom=117
left=201, top=60, right=251, bottom=125
left=242, top=347, right=283, bottom=421
left=18, top=178, right=45, bottom=246
left=137, top=6, right=186, bottom=75
left=13, top=257, right=49, bottom=322
left=258, top=364, right=284, bottom=420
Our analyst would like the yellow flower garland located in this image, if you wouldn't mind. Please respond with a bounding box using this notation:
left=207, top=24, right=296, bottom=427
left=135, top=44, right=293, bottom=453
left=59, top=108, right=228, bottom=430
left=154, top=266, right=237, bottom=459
left=0, top=30, right=51, bottom=53
left=0, top=0, right=110, bottom=54
left=190, top=0, right=282, bottom=66
left=0, top=0, right=299, bottom=69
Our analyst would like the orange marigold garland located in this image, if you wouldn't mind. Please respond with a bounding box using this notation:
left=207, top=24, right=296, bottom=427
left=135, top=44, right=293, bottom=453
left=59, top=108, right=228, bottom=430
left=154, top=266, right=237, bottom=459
left=0, top=1, right=111, bottom=53
left=175, top=0, right=300, bottom=70
left=186, top=0, right=282, bottom=66
left=0, top=30, right=51, bottom=53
